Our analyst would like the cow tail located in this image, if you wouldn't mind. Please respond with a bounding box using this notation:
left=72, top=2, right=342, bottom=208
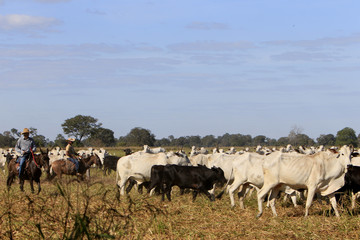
left=216, top=168, right=234, bottom=199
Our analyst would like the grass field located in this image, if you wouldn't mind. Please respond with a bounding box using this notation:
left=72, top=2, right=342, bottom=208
left=1, top=149, right=360, bottom=239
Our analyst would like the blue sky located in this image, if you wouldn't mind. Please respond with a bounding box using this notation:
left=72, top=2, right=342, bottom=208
left=1, top=0, right=360, bottom=141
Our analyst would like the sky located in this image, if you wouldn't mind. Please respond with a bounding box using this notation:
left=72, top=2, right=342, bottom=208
left=1, top=0, right=360, bottom=141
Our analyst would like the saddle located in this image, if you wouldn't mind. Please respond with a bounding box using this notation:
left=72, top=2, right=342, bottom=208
left=66, top=158, right=77, bottom=174
left=15, top=156, right=32, bottom=173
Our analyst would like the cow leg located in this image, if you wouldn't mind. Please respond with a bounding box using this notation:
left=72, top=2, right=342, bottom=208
left=351, top=192, right=360, bottom=210
left=228, top=177, right=245, bottom=208
left=208, top=183, right=216, bottom=196
left=328, top=193, right=340, bottom=217
left=203, top=189, right=215, bottom=201
left=289, top=192, right=298, bottom=207
left=266, top=190, right=272, bottom=208
left=257, top=183, right=277, bottom=218
left=118, top=178, right=127, bottom=196
left=268, top=187, right=280, bottom=217
left=126, top=179, right=136, bottom=194
left=237, top=185, right=249, bottom=209
left=304, top=187, right=316, bottom=217
left=192, top=191, right=198, bottom=202
left=165, top=186, right=172, bottom=201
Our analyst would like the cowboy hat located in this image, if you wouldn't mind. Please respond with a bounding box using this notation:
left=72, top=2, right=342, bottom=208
left=67, top=138, right=76, bottom=142
left=21, top=128, right=30, bottom=134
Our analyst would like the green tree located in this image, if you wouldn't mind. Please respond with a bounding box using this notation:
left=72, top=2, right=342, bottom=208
left=155, top=137, right=171, bottom=146
left=123, top=127, right=156, bottom=146
left=186, top=135, right=202, bottom=147
left=253, top=135, right=267, bottom=146
left=27, top=127, right=49, bottom=147
left=61, top=115, right=102, bottom=142
left=335, top=127, right=358, bottom=147
left=85, top=127, right=116, bottom=147
left=296, top=134, right=315, bottom=146
left=172, top=136, right=187, bottom=147
left=54, top=134, right=67, bottom=148
left=219, top=133, right=231, bottom=147
left=201, top=135, right=217, bottom=147
left=231, top=134, right=252, bottom=146
left=277, top=137, right=289, bottom=146
left=316, top=134, right=336, bottom=146
left=0, top=132, right=16, bottom=147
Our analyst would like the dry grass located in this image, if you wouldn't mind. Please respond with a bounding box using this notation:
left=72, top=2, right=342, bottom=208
left=1, top=169, right=360, bottom=239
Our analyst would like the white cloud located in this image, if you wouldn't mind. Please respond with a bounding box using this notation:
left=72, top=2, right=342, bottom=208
left=0, top=14, right=59, bottom=31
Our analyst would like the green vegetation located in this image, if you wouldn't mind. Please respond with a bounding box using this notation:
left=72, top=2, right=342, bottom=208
left=1, top=168, right=360, bottom=239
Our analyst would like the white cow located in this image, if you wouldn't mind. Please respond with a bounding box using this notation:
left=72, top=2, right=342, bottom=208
left=49, top=148, right=66, bottom=165
left=0, top=150, right=12, bottom=173
left=210, top=151, right=299, bottom=209
left=256, top=145, right=353, bottom=217
left=93, top=148, right=109, bottom=165
left=191, top=146, right=208, bottom=156
left=143, top=145, right=165, bottom=154
left=116, top=151, right=190, bottom=196
left=298, top=146, right=315, bottom=155
left=225, top=147, right=236, bottom=154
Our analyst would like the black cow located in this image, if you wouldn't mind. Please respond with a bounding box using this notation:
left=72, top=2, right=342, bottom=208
left=149, top=164, right=226, bottom=202
left=336, top=165, right=360, bottom=210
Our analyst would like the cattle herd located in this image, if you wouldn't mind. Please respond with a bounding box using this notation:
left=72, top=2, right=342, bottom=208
left=1, top=144, right=360, bottom=218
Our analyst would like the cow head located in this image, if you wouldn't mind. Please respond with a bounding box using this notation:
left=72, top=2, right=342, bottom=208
left=211, top=167, right=227, bottom=186
left=169, top=151, right=191, bottom=166
left=338, top=145, right=353, bottom=166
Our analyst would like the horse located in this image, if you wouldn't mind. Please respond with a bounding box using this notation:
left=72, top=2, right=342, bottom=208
left=7, top=148, right=50, bottom=194
left=50, top=154, right=102, bottom=180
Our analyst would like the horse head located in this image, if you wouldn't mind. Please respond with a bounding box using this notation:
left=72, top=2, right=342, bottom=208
left=92, top=153, right=102, bottom=168
left=38, top=147, right=50, bottom=172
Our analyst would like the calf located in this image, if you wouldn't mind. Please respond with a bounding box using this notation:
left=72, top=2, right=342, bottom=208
left=149, top=164, right=226, bottom=202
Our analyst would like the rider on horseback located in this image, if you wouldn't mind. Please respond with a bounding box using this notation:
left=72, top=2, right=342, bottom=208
left=15, top=128, right=36, bottom=179
left=65, top=138, right=81, bottom=175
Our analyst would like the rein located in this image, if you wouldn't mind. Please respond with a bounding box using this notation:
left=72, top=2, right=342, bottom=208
left=30, top=148, right=41, bottom=168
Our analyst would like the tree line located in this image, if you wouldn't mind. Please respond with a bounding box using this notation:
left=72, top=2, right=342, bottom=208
left=0, top=115, right=359, bottom=148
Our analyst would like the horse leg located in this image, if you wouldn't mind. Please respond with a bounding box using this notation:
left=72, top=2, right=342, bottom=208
left=30, top=179, right=35, bottom=193
left=7, top=174, right=14, bottom=190
left=36, top=179, right=41, bottom=194
left=20, top=179, right=24, bottom=192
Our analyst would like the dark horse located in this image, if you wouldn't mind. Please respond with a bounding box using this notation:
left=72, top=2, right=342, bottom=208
left=50, top=154, right=102, bottom=180
left=7, top=148, right=50, bottom=194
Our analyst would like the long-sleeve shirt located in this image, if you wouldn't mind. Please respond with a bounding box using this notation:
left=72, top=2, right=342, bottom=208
left=15, top=136, right=36, bottom=156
